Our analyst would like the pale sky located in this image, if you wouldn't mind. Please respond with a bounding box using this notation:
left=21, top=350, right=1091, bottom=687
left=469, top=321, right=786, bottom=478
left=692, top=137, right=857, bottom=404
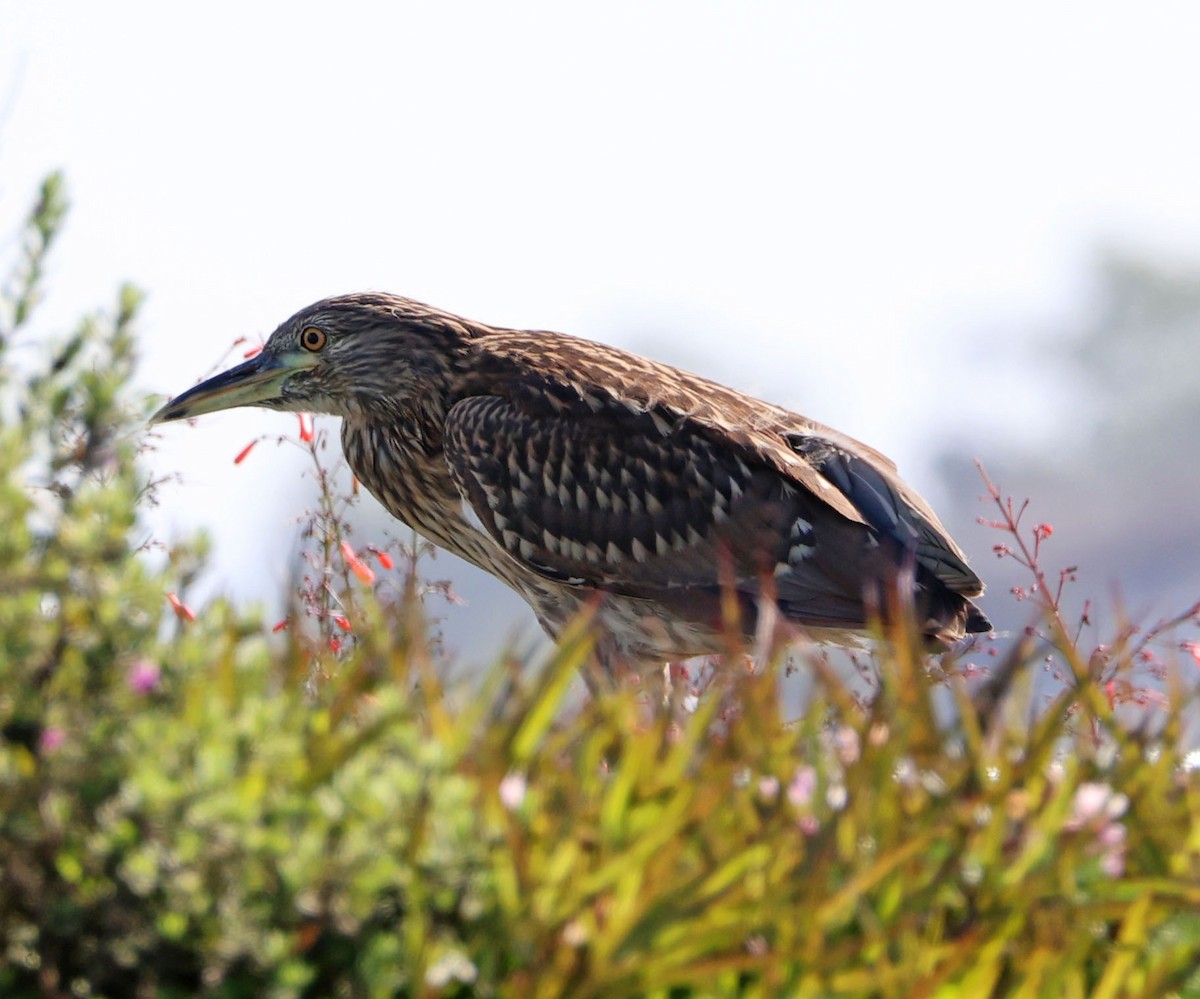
left=4, top=2, right=1200, bottom=655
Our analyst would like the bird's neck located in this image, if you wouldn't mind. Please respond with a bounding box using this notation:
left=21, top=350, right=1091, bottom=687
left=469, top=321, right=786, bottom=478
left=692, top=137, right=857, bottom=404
left=340, top=409, right=463, bottom=546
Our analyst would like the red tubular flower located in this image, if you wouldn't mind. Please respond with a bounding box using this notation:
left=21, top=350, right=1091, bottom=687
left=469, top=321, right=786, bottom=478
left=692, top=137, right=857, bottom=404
left=166, top=592, right=196, bottom=622
left=233, top=440, right=257, bottom=464
left=340, top=541, right=376, bottom=585
left=297, top=413, right=315, bottom=443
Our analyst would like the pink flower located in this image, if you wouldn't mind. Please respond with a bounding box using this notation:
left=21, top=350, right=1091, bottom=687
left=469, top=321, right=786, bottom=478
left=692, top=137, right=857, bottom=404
left=39, top=727, right=66, bottom=753
left=1097, top=822, right=1127, bottom=877
left=126, top=658, right=161, bottom=694
left=833, top=725, right=860, bottom=765
left=787, top=766, right=817, bottom=808
left=1182, top=642, right=1200, bottom=669
left=1066, top=782, right=1128, bottom=878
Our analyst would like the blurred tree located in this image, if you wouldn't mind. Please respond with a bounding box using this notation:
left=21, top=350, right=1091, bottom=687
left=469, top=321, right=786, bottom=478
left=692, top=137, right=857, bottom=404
left=940, top=250, right=1200, bottom=640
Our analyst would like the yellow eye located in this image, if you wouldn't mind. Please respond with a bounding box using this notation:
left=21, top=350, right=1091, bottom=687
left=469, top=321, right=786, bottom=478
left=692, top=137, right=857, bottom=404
left=300, top=326, right=327, bottom=352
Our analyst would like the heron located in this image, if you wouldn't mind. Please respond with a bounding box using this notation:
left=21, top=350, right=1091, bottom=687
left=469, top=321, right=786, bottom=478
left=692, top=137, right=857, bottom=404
left=152, top=293, right=989, bottom=676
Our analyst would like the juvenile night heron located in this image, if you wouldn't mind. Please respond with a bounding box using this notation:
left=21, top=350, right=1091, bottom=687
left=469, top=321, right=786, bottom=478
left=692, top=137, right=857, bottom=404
left=152, top=293, right=989, bottom=672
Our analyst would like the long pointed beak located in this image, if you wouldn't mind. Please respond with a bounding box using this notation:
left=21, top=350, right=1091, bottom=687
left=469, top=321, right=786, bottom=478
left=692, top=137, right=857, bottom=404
left=150, top=352, right=299, bottom=424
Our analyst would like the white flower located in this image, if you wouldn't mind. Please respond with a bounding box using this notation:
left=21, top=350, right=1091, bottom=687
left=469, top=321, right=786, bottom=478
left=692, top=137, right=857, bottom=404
left=498, top=771, right=527, bottom=811
left=1066, top=782, right=1127, bottom=830
left=425, top=951, right=477, bottom=988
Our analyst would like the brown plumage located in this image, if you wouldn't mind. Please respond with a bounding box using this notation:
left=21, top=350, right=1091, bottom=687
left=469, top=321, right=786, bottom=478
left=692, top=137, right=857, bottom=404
left=152, top=293, right=990, bottom=672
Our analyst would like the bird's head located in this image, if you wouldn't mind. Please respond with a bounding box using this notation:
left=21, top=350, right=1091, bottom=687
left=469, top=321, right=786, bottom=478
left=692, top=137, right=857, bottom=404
left=150, top=293, right=473, bottom=425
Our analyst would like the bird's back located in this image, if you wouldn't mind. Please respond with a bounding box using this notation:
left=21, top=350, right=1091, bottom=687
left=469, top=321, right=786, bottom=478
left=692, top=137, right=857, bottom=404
left=431, top=322, right=989, bottom=654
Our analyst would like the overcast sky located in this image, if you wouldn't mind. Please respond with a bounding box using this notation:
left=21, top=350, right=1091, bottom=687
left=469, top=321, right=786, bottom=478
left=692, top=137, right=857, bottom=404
left=4, top=2, right=1200, bottom=651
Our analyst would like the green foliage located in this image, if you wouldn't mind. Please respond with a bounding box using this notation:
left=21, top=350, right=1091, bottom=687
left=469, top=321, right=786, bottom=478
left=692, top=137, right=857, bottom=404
left=1, top=175, right=1199, bottom=998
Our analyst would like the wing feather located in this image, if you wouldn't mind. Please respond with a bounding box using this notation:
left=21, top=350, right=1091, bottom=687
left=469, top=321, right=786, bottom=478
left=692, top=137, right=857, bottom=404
left=443, top=395, right=787, bottom=589
left=442, top=394, right=920, bottom=632
left=445, top=330, right=988, bottom=635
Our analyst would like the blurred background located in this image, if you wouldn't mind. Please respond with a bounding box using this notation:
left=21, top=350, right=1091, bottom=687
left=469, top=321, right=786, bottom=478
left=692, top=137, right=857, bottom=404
left=3, top=2, right=1198, bottom=669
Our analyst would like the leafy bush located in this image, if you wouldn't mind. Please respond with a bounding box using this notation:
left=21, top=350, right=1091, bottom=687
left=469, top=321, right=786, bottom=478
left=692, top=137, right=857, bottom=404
left=1, top=176, right=1199, bottom=998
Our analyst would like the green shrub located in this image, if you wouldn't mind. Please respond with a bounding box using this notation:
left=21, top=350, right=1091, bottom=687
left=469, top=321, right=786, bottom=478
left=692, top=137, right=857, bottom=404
left=1, top=175, right=1199, bottom=998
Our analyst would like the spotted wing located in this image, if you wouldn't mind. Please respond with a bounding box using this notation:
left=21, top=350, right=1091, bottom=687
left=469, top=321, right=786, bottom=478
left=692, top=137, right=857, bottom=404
left=442, top=394, right=877, bottom=627
left=464, top=329, right=981, bottom=596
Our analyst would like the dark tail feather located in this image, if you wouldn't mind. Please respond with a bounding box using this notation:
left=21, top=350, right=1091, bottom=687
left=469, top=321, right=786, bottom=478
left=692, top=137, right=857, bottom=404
left=923, top=592, right=992, bottom=649
left=964, top=600, right=992, bottom=634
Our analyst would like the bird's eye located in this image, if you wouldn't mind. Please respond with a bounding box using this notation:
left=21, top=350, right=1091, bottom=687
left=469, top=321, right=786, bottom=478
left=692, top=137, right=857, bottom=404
left=300, top=326, right=328, bottom=352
